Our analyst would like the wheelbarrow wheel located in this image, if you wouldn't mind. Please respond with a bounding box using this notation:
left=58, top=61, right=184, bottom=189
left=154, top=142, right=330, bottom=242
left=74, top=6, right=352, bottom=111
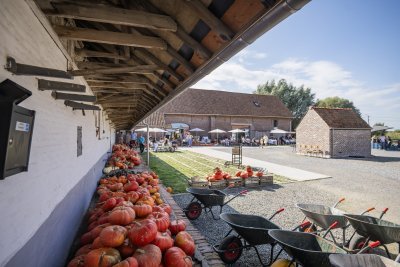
left=185, top=202, right=202, bottom=220
left=349, top=233, right=369, bottom=251
left=218, top=236, right=243, bottom=264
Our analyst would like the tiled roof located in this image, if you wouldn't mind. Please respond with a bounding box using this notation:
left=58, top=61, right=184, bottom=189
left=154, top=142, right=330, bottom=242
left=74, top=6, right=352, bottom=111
left=136, top=111, right=165, bottom=128
left=312, top=107, right=371, bottom=129
left=160, top=88, right=293, bottom=117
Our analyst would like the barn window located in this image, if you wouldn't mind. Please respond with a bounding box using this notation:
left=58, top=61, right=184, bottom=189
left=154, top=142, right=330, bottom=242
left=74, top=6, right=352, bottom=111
left=273, top=120, right=278, bottom=127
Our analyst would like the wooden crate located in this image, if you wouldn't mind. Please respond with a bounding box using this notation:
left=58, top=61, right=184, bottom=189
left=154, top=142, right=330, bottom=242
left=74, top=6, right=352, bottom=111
left=209, top=180, right=227, bottom=189
left=243, top=177, right=260, bottom=187
left=187, top=176, right=208, bottom=188
left=227, top=177, right=243, bottom=187
left=259, top=174, right=273, bottom=185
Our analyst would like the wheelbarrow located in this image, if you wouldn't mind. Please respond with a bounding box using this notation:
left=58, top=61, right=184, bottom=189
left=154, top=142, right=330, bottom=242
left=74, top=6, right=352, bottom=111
left=184, top=187, right=247, bottom=220
left=344, top=208, right=400, bottom=259
left=269, top=222, right=381, bottom=267
left=297, top=198, right=375, bottom=246
left=213, top=209, right=311, bottom=265
left=329, top=254, right=400, bottom=267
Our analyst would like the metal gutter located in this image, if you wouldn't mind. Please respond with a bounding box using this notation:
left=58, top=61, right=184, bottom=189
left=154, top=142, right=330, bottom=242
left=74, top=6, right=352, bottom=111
left=132, top=0, right=311, bottom=129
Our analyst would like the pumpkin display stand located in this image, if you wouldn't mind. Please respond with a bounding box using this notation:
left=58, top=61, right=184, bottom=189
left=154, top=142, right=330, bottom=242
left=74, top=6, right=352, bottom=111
left=243, top=177, right=259, bottom=187
left=187, top=176, right=208, bottom=188
left=208, top=179, right=227, bottom=189
left=260, top=174, right=274, bottom=186
left=227, top=177, right=243, bottom=187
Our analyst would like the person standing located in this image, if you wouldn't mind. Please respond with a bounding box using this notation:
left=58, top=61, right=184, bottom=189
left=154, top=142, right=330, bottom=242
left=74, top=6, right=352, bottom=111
left=125, top=131, right=131, bottom=146
left=379, top=134, right=386, bottom=150
left=187, top=133, right=193, bottom=147
left=260, top=135, right=265, bottom=148
left=263, top=135, right=269, bottom=148
left=131, top=131, right=137, bottom=147
left=138, top=135, right=146, bottom=153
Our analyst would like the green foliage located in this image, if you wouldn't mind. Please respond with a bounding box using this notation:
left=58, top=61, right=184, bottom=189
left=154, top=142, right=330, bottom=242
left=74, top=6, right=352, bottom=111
left=316, top=96, right=361, bottom=116
left=387, top=130, right=400, bottom=140
left=254, top=79, right=315, bottom=127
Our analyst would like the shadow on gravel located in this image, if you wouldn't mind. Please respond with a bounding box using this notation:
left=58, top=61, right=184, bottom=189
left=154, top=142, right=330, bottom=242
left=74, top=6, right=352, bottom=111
left=345, top=155, right=400, bottom=163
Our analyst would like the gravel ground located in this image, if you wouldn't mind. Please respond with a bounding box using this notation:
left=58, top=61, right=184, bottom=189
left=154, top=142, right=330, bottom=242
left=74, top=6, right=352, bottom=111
left=172, top=147, right=400, bottom=266
left=173, top=185, right=342, bottom=266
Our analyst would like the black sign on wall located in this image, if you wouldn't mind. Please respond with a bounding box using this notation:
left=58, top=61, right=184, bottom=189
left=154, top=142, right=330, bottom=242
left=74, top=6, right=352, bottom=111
left=77, top=126, right=82, bottom=157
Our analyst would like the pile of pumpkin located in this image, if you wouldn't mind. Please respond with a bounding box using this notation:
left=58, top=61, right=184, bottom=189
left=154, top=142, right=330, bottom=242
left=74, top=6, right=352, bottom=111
left=207, top=166, right=264, bottom=182
left=67, top=171, right=194, bottom=267
left=235, top=166, right=264, bottom=179
left=107, top=144, right=141, bottom=169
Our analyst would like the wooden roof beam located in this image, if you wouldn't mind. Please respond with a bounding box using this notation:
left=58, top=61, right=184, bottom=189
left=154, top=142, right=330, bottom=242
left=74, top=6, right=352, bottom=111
left=182, top=0, right=234, bottom=41
left=53, top=25, right=167, bottom=49
left=49, top=2, right=177, bottom=32
left=88, top=82, right=147, bottom=90
left=69, top=64, right=161, bottom=76
left=85, top=74, right=150, bottom=84
left=75, top=49, right=129, bottom=60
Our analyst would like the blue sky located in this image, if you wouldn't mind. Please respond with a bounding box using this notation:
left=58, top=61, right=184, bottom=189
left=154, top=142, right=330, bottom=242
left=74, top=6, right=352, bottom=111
left=194, top=0, right=400, bottom=129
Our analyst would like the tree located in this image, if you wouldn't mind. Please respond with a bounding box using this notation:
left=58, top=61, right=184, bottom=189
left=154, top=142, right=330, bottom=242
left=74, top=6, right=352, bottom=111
left=315, top=96, right=361, bottom=116
left=254, top=79, right=315, bottom=128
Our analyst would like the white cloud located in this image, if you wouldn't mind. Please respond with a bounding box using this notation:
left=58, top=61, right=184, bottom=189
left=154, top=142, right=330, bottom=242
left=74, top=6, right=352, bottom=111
left=193, top=57, right=400, bottom=128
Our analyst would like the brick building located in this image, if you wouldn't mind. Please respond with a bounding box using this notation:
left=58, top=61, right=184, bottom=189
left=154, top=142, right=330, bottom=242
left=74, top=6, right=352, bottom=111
left=140, top=89, right=293, bottom=139
left=296, top=107, right=371, bottom=158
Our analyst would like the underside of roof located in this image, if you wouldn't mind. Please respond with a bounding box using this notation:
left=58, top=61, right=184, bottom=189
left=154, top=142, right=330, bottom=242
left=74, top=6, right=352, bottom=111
left=35, top=0, right=310, bottom=130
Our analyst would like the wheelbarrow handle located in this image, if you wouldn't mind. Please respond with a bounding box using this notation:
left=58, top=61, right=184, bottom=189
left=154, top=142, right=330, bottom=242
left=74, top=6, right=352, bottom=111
left=292, top=221, right=312, bottom=231
left=268, top=208, right=285, bottom=220
left=358, top=241, right=381, bottom=254
left=361, top=207, right=375, bottom=215
left=379, top=208, right=389, bottom=219
left=333, top=197, right=345, bottom=208
left=223, top=190, right=247, bottom=206
left=323, top=221, right=339, bottom=238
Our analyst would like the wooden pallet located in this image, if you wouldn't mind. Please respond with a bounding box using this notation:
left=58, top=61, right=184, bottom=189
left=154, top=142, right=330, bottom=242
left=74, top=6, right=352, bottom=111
left=226, top=177, right=243, bottom=187
left=209, top=180, right=227, bottom=189
left=187, top=176, right=208, bottom=188
left=243, top=177, right=260, bottom=187
left=260, top=174, right=273, bottom=185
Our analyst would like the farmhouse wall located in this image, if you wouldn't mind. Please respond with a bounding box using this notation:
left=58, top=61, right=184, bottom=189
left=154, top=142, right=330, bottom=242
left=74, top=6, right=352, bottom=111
left=332, top=129, right=371, bottom=157
left=0, top=1, right=114, bottom=266
left=296, top=109, right=331, bottom=155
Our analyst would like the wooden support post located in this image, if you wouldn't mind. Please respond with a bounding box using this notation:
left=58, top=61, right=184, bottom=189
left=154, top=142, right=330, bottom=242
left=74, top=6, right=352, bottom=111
left=64, top=100, right=100, bottom=110
left=5, top=57, right=72, bottom=79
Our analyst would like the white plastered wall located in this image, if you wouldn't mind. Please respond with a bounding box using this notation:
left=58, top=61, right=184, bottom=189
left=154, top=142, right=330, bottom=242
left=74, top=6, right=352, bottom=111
left=0, top=0, right=115, bottom=264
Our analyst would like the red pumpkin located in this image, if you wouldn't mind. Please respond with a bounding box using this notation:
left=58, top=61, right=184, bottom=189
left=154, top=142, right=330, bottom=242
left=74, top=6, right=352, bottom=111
left=88, top=221, right=99, bottom=232
left=124, top=191, right=139, bottom=204
left=80, top=231, right=94, bottom=245
left=164, top=247, right=193, bottom=267
left=84, top=248, right=121, bottom=267
left=128, top=219, right=158, bottom=246
left=169, top=220, right=186, bottom=235
left=133, top=244, right=162, bottom=267
left=132, top=203, right=152, bottom=218
left=235, top=171, right=242, bottom=177
left=123, top=181, right=139, bottom=192
left=152, top=232, right=174, bottom=253
left=75, top=244, right=93, bottom=256
left=137, top=196, right=155, bottom=207
left=135, top=176, right=145, bottom=185
left=99, top=225, right=127, bottom=248
left=91, top=223, right=112, bottom=239
left=99, top=192, right=113, bottom=202
left=107, top=183, right=124, bottom=192
left=152, top=206, right=164, bottom=213
left=116, top=201, right=134, bottom=209
left=148, top=212, right=170, bottom=232
left=159, top=204, right=172, bottom=215
left=108, top=207, right=135, bottom=225
left=240, top=172, right=248, bottom=179
left=112, top=257, right=138, bottom=267
left=67, top=255, right=85, bottom=267
left=256, top=171, right=264, bottom=177
left=175, top=231, right=195, bottom=256
left=117, top=239, right=136, bottom=258
left=102, top=198, right=117, bottom=212
left=92, top=237, right=104, bottom=249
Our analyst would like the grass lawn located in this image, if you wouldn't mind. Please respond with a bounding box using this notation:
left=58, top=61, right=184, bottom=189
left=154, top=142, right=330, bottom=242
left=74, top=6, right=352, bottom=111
left=147, top=150, right=292, bottom=193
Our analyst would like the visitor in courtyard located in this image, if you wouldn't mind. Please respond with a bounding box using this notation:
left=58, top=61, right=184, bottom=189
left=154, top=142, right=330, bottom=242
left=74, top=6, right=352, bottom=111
left=263, top=135, right=269, bottom=148
left=125, top=131, right=131, bottom=146
left=131, top=131, right=137, bottom=147
left=379, top=134, right=386, bottom=150
left=187, top=133, right=193, bottom=147
left=117, top=131, right=123, bottom=144
left=138, top=135, right=145, bottom=153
